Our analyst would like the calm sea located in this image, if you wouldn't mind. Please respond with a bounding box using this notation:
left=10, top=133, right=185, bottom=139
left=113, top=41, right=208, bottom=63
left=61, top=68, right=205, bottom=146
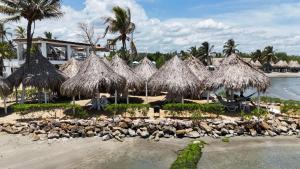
left=244, top=77, right=300, bottom=101
left=263, top=77, right=300, bottom=101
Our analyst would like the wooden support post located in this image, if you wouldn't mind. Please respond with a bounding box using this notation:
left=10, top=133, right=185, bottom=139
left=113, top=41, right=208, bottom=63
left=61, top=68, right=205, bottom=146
left=97, top=92, right=101, bottom=110
left=207, top=91, right=210, bottom=103
left=72, top=96, right=75, bottom=114
left=181, top=96, right=184, bottom=104
left=15, top=87, right=18, bottom=104
left=126, top=88, right=129, bottom=104
left=114, top=90, right=117, bottom=105
left=21, top=84, right=25, bottom=104
left=257, top=90, right=261, bottom=113
left=4, top=96, right=7, bottom=114
left=43, top=88, right=47, bottom=103
left=145, top=80, right=148, bottom=103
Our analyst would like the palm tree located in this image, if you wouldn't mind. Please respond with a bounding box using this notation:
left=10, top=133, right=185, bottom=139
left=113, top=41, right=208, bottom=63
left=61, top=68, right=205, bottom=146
left=0, top=22, right=12, bottom=42
left=0, top=41, right=16, bottom=76
left=103, top=6, right=136, bottom=61
left=188, top=46, right=199, bottom=57
left=0, top=0, right=64, bottom=63
left=261, top=46, right=277, bottom=73
left=251, top=49, right=262, bottom=62
left=44, top=31, right=53, bottom=39
left=223, top=39, right=239, bottom=56
left=199, top=41, right=215, bottom=66
left=14, top=26, right=26, bottom=39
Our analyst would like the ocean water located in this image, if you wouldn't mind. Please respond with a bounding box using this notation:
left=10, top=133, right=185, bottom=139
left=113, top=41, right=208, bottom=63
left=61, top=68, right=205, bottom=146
left=243, top=77, right=300, bottom=101
left=264, top=77, right=300, bottom=101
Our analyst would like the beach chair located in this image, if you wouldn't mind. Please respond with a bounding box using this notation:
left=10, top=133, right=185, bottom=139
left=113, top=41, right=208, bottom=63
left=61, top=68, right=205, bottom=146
left=216, top=95, right=239, bottom=112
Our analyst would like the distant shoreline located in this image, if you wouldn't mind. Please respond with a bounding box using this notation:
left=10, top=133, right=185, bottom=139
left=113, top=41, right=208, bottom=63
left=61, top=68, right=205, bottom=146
left=265, top=72, right=300, bottom=78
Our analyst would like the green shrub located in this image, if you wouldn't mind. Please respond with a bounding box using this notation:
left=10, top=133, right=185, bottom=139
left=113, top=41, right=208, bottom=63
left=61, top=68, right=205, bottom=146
left=259, top=96, right=300, bottom=105
left=240, top=108, right=268, bottom=120
left=170, top=141, right=206, bottom=169
left=104, top=104, right=150, bottom=116
left=281, top=103, right=300, bottom=116
left=162, top=103, right=224, bottom=117
left=12, top=103, right=71, bottom=113
left=12, top=103, right=89, bottom=119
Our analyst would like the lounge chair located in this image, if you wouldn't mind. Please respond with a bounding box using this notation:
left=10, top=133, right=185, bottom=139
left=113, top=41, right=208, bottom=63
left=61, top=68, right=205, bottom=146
left=216, top=95, right=240, bottom=112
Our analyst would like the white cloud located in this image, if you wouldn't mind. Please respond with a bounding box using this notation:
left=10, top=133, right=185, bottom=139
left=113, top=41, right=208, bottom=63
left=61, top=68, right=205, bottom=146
left=1, top=0, right=300, bottom=55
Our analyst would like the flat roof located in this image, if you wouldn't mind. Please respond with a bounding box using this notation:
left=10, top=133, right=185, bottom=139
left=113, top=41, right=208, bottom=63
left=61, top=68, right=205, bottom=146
left=14, top=38, right=91, bottom=46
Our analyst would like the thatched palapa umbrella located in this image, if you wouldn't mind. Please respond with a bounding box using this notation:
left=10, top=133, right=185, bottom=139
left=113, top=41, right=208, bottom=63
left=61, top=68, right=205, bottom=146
left=59, top=58, right=82, bottom=78
left=60, top=54, right=126, bottom=109
left=185, top=57, right=211, bottom=102
left=289, top=60, right=300, bottom=72
left=206, top=53, right=270, bottom=109
left=7, top=51, right=67, bottom=103
left=134, top=57, right=158, bottom=102
left=250, top=60, right=262, bottom=68
left=100, top=56, right=111, bottom=66
left=0, top=78, right=12, bottom=114
left=148, top=55, right=201, bottom=103
left=111, top=55, right=143, bottom=103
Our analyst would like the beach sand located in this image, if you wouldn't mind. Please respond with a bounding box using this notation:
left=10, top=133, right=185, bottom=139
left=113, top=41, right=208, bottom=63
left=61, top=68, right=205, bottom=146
left=265, top=72, right=300, bottom=78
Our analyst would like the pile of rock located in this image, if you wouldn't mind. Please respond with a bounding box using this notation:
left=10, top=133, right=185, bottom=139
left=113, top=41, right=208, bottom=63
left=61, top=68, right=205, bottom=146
left=0, top=116, right=299, bottom=141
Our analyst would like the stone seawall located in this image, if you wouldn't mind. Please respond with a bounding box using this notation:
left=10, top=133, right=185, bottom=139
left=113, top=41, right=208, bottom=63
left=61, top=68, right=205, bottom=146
left=0, top=116, right=299, bottom=141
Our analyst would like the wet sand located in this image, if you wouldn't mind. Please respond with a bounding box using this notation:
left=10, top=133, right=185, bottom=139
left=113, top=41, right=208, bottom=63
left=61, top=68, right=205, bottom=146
left=0, top=133, right=299, bottom=169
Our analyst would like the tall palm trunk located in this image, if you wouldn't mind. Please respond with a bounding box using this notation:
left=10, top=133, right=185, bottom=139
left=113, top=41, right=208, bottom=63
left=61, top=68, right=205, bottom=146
left=0, top=58, right=3, bottom=77
left=26, top=20, right=33, bottom=63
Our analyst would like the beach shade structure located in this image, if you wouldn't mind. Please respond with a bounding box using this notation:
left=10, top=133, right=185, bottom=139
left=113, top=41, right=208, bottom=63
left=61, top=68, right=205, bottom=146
left=206, top=53, right=270, bottom=110
left=250, top=60, right=262, bottom=69
left=100, top=56, right=111, bottom=66
left=59, top=58, right=82, bottom=78
left=148, top=55, right=202, bottom=103
left=134, top=57, right=158, bottom=102
left=289, top=61, right=300, bottom=72
left=184, top=57, right=212, bottom=102
left=7, top=51, right=67, bottom=103
left=111, top=55, right=143, bottom=103
left=60, top=54, right=126, bottom=109
left=273, top=60, right=289, bottom=72
left=0, top=78, right=12, bottom=114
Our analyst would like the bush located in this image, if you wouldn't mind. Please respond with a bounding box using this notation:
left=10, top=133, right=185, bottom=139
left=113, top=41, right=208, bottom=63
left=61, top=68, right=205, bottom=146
left=162, top=103, right=224, bottom=117
left=281, top=103, right=300, bottom=116
left=240, top=108, right=268, bottom=120
left=12, top=103, right=72, bottom=113
left=170, top=141, right=206, bottom=169
left=104, top=104, right=150, bottom=116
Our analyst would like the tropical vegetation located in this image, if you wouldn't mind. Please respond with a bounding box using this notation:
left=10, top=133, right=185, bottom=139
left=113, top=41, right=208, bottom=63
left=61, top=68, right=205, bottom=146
left=103, top=6, right=136, bottom=62
left=0, top=0, right=64, bottom=62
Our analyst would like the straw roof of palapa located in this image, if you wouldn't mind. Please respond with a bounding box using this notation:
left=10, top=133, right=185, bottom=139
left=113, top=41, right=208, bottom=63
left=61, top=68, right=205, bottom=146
left=111, top=56, right=143, bottom=90
left=134, top=57, right=158, bottom=81
left=60, top=54, right=126, bottom=97
left=184, top=57, right=211, bottom=84
left=206, top=53, right=270, bottom=92
left=0, top=77, right=12, bottom=97
left=59, top=58, right=82, bottom=78
left=274, top=60, right=289, bottom=68
left=7, top=51, right=67, bottom=90
left=289, top=60, right=300, bottom=68
left=148, top=55, right=202, bottom=96
left=100, top=57, right=111, bottom=66
left=250, top=60, right=262, bottom=67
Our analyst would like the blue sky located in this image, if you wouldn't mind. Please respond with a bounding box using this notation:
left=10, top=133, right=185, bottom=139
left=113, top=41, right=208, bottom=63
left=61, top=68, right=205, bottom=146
left=63, top=0, right=300, bottom=20
left=3, top=0, right=300, bottom=54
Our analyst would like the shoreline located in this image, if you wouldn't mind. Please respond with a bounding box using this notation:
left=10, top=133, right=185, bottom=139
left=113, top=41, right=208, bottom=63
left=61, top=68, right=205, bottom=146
left=265, top=72, right=300, bottom=78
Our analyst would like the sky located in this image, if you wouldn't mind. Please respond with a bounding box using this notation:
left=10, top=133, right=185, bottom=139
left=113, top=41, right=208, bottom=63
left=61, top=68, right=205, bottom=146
left=2, top=0, right=300, bottom=55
